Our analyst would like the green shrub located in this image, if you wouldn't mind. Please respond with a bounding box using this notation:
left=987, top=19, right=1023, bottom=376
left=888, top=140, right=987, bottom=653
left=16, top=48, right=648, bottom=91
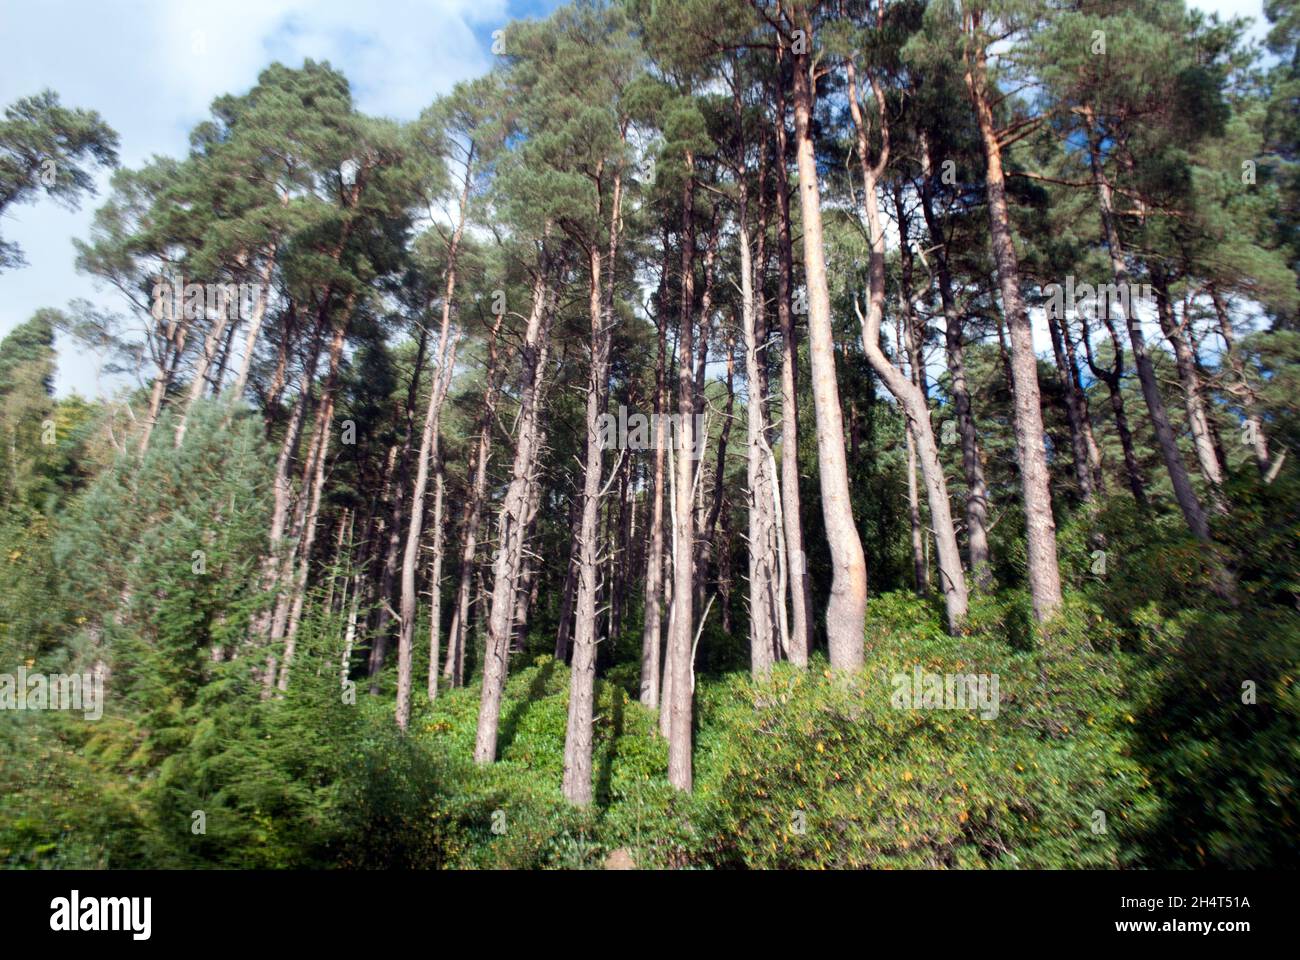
left=687, top=593, right=1155, bottom=868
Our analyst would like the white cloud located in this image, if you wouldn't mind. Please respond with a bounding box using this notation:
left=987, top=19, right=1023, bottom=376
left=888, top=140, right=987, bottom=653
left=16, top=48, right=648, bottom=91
left=0, top=0, right=1278, bottom=395
left=0, top=0, right=510, bottom=394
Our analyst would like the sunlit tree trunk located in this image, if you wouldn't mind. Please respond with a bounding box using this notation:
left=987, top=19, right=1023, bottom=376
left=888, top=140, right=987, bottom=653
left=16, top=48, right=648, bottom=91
left=964, top=43, right=1063, bottom=622
left=792, top=23, right=868, bottom=666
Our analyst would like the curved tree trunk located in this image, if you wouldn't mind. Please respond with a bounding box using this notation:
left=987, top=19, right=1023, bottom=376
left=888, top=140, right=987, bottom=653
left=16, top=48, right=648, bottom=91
left=1152, top=269, right=1227, bottom=513
left=1081, top=107, right=1209, bottom=540
left=1208, top=286, right=1271, bottom=475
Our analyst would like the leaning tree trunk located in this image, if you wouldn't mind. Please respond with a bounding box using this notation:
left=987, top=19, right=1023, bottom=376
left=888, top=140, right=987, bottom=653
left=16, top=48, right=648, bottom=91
left=396, top=158, right=472, bottom=730
left=890, top=179, right=932, bottom=597
left=477, top=267, right=556, bottom=764
left=1082, top=109, right=1209, bottom=541
left=230, top=235, right=281, bottom=402
left=175, top=273, right=233, bottom=447
left=1152, top=269, right=1227, bottom=513
left=792, top=25, right=868, bottom=666
left=965, top=50, right=1063, bottom=623
left=1046, top=302, right=1099, bottom=501
left=1208, top=285, right=1271, bottom=475
left=922, top=167, right=994, bottom=589
left=847, top=71, right=968, bottom=632
left=1077, top=306, right=1148, bottom=508
left=140, top=270, right=191, bottom=455
left=900, top=321, right=929, bottom=596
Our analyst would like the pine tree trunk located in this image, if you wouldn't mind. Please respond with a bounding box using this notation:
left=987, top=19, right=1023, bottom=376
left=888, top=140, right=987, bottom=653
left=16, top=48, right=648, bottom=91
left=369, top=323, right=431, bottom=684
left=772, top=67, right=813, bottom=662
left=269, top=314, right=349, bottom=652
left=1060, top=313, right=1106, bottom=495
left=560, top=246, right=609, bottom=802
left=444, top=314, right=504, bottom=686
left=850, top=131, right=968, bottom=631
left=277, top=389, right=334, bottom=691
left=965, top=51, right=1063, bottom=623
left=252, top=312, right=327, bottom=676
left=1152, top=270, right=1227, bottom=511
left=396, top=160, right=472, bottom=730
left=738, top=200, right=781, bottom=674
left=231, top=237, right=280, bottom=402
left=1077, top=306, right=1148, bottom=508
left=478, top=267, right=556, bottom=763
left=1080, top=108, right=1208, bottom=539
left=920, top=136, right=995, bottom=588
left=667, top=157, right=698, bottom=791
left=554, top=496, right=581, bottom=662
left=1046, top=304, right=1098, bottom=501
left=849, top=58, right=968, bottom=626
left=140, top=270, right=191, bottom=454
left=792, top=28, right=868, bottom=666
left=564, top=157, right=625, bottom=802
left=639, top=263, right=668, bottom=707
left=427, top=455, right=446, bottom=702
left=175, top=279, right=232, bottom=447
left=395, top=329, right=459, bottom=729
left=1208, top=286, right=1270, bottom=474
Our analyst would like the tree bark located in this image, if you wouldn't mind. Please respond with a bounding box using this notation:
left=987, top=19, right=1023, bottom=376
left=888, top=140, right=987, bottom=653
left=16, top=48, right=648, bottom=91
left=174, top=274, right=232, bottom=447
left=667, top=155, right=698, bottom=791
left=560, top=246, right=609, bottom=801
left=964, top=46, right=1063, bottom=623
left=1209, top=285, right=1271, bottom=475
left=1152, top=269, right=1227, bottom=512
left=230, top=237, right=280, bottom=402
left=918, top=134, right=994, bottom=589
left=849, top=127, right=968, bottom=630
left=1046, top=302, right=1098, bottom=501
left=1080, top=106, right=1208, bottom=539
left=639, top=250, right=669, bottom=707
left=443, top=312, right=505, bottom=686
left=477, top=265, right=556, bottom=763
left=738, top=197, right=782, bottom=674
left=396, top=156, right=472, bottom=730
left=564, top=154, right=624, bottom=803
left=427, top=450, right=446, bottom=702
left=772, top=64, right=813, bottom=662
left=792, top=24, right=868, bottom=666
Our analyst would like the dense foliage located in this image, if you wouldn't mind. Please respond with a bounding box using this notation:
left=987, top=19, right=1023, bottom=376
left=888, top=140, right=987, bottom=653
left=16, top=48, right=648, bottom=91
left=1, top=0, right=1298, bottom=869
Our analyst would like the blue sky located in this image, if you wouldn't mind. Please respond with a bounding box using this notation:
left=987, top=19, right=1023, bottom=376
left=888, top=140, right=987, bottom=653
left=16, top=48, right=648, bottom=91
left=0, top=0, right=1272, bottom=396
